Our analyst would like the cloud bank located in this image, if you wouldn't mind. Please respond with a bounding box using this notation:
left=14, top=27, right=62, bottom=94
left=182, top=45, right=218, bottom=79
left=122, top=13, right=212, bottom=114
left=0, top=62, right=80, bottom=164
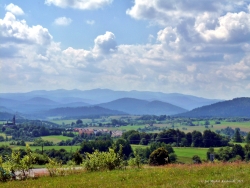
left=0, top=2, right=250, bottom=99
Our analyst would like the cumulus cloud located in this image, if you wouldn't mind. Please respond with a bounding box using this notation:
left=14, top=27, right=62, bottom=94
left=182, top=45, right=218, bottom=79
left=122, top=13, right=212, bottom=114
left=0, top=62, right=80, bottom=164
left=54, top=17, right=72, bottom=26
left=195, top=11, right=250, bottom=43
left=0, top=12, right=52, bottom=45
left=93, top=31, right=117, bottom=54
left=5, top=3, right=24, bottom=15
left=1, top=2, right=250, bottom=99
left=45, top=0, right=113, bottom=10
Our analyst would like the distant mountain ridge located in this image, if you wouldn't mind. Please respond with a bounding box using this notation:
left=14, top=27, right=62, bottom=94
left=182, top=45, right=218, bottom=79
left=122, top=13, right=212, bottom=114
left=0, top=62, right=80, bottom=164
left=0, top=88, right=221, bottom=110
left=97, top=98, right=187, bottom=115
left=41, top=106, right=127, bottom=117
left=178, top=97, right=250, bottom=117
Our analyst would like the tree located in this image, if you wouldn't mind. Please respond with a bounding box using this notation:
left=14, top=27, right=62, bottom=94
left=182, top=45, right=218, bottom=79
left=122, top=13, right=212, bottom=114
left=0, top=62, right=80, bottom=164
left=114, top=138, right=133, bottom=159
left=149, top=147, right=169, bottom=166
left=76, top=119, right=83, bottom=125
left=231, top=144, right=245, bottom=159
left=191, top=131, right=203, bottom=147
left=72, top=150, right=83, bottom=165
left=128, top=132, right=141, bottom=144
left=234, top=128, right=242, bottom=143
left=246, top=132, right=250, bottom=144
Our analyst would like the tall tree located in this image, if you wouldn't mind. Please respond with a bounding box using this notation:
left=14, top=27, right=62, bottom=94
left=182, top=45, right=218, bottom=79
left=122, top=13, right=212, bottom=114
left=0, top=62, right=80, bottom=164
left=234, top=128, right=242, bottom=143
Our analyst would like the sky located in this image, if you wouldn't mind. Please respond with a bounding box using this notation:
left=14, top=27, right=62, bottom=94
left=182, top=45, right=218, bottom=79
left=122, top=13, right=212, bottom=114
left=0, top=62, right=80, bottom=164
left=0, top=0, right=250, bottom=99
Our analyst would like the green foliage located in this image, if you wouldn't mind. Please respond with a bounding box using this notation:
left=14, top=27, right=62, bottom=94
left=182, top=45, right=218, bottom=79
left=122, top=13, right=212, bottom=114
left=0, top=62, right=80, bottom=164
left=149, top=147, right=169, bottom=166
left=234, top=128, right=243, bottom=142
left=0, top=156, right=12, bottom=182
left=72, top=150, right=83, bottom=165
left=128, top=151, right=142, bottom=168
left=46, top=157, right=63, bottom=177
left=4, top=144, right=36, bottom=180
left=83, top=146, right=123, bottom=171
left=246, top=132, right=250, bottom=144
left=192, top=155, right=202, bottom=164
left=114, top=138, right=133, bottom=159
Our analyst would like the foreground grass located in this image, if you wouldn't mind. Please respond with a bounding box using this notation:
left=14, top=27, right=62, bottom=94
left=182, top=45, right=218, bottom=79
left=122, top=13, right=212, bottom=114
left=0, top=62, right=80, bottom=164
left=1, top=162, right=249, bottom=188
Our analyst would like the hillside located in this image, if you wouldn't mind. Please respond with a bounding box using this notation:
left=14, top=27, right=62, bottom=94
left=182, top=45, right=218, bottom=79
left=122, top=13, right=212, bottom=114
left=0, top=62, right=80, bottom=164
left=97, top=98, right=188, bottom=115
left=41, top=106, right=127, bottom=117
left=0, top=89, right=221, bottom=110
left=178, top=97, right=250, bottom=117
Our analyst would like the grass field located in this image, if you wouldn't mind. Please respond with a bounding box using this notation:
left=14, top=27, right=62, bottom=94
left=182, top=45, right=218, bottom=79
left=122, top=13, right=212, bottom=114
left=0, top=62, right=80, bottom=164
left=41, top=135, right=73, bottom=143
left=131, top=145, right=219, bottom=164
left=2, top=162, right=250, bottom=188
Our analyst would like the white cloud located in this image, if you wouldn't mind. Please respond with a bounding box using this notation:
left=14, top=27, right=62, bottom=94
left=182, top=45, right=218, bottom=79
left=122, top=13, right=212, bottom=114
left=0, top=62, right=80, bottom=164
left=86, top=20, right=95, bottom=25
left=196, top=11, right=250, bottom=43
left=54, top=17, right=72, bottom=26
left=0, top=12, right=52, bottom=45
left=45, top=0, right=113, bottom=10
left=5, top=3, right=24, bottom=16
left=93, top=31, right=117, bottom=54
left=1, top=2, right=250, bottom=99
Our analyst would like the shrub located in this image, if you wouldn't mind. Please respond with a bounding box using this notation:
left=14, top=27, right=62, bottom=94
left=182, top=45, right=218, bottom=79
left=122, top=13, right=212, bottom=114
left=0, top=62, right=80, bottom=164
left=192, top=155, right=202, bottom=164
left=128, top=152, right=142, bottom=168
left=83, top=146, right=123, bottom=171
left=149, top=147, right=169, bottom=166
left=46, top=158, right=64, bottom=177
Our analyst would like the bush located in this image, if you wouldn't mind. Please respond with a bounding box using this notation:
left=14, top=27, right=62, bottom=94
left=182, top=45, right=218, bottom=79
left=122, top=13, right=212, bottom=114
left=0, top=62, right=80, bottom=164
left=149, top=147, right=169, bottom=166
left=46, top=158, right=63, bottom=177
left=83, top=147, right=123, bottom=171
left=128, top=152, right=142, bottom=168
left=169, top=153, right=177, bottom=163
left=192, top=155, right=202, bottom=164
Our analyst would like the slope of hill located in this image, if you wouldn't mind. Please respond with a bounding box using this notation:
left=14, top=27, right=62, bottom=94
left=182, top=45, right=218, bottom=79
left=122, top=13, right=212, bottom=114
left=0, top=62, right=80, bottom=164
left=97, top=98, right=188, bottom=115
left=178, top=97, right=250, bottom=117
left=0, top=89, right=221, bottom=110
left=41, top=106, right=127, bottom=117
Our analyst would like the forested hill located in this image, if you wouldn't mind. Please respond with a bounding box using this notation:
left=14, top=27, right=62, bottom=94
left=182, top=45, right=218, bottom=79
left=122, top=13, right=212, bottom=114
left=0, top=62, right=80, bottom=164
left=97, top=98, right=188, bottom=115
left=178, top=97, right=250, bottom=117
left=41, top=106, right=127, bottom=118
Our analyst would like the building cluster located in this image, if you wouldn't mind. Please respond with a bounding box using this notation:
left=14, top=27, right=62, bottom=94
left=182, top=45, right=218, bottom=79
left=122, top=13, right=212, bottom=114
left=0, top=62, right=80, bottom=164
left=73, top=128, right=123, bottom=137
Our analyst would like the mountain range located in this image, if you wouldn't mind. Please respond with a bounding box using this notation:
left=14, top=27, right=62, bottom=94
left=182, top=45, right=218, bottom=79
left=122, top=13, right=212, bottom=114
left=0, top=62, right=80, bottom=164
left=178, top=97, right=250, bottom=118
left=0, top=88, right=232, bottom=119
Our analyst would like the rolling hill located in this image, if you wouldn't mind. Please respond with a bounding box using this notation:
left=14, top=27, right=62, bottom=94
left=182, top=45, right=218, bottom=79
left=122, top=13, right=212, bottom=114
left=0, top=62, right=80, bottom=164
left=0, top=89, right=221, bottom=110
left=178, top=97, right=250, bottom=117
left=97, top=98, right=188, bottom=115
left=41, top=106, right=127, bottom=117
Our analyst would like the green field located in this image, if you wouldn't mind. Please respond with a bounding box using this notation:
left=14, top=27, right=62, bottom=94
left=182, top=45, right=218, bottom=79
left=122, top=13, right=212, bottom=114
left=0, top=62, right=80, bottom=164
left=41, top=135, right=73, bottom=143
left=131, top=145, right=219, bottom=164
left=2, top=162, right=250, bottom=188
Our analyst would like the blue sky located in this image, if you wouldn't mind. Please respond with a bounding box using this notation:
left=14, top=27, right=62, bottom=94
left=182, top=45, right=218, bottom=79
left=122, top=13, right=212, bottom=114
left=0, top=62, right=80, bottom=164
left=0, top=0, right=250, bottom=99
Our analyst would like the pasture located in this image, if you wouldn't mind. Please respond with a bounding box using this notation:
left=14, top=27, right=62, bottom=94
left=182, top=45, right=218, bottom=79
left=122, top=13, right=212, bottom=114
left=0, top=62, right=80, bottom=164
left=131, top=144, right=220, bottom=164
left=41, top=135, right=73, bottom=143
left=2, top=162, right=250, bottom=188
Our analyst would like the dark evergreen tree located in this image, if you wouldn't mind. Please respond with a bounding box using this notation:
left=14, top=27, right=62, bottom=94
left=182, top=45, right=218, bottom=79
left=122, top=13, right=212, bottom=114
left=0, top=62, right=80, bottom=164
left=234, top=128, right=242, bottom=143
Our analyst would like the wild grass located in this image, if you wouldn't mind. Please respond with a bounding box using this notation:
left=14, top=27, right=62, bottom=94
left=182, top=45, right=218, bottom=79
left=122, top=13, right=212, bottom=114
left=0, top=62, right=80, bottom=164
left=1, top=162, right=249, bottom=188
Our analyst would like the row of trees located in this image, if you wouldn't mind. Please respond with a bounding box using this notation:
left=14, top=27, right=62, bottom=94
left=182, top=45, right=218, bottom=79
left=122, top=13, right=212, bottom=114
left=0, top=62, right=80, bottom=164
left=207, top=144, right=250, bottom=162
left=122, top=129, right=230, bottom=147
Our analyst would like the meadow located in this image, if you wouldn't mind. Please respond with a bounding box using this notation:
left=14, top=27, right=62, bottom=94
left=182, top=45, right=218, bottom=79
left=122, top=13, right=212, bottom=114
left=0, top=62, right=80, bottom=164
left=131, top=145, right=219, bottom=163
left=1, top=162, right=250, bottom=188
left=41, top=135, right=73, bottom=143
